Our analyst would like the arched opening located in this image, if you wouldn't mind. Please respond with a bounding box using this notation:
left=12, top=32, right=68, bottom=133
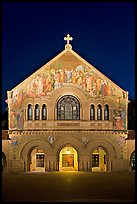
left=2, top=152, right=7, bottom=171
left=42, top=104, right=47, bottom=120
left=90, top=104, right=95, bottom=120
left=91, top=147, right=108, bottom=172
left=130, top=151, right=135, bottom=171
left=59, top=145, right=78, bottom=171
left=28, top=147, right=45, bottom=172
left=104, top=104, right=109, bottom=120
left=97, top=104, right=102, bottom=120
left=28, top=104, right=33, bottom=120
left=57, top=95, right=80, bottom=120
left=35, top=104, right=40, bottom=120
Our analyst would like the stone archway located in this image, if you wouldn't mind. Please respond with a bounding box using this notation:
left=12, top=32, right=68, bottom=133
left=91, top=147, right=108, bottom=172
left=54, top=137, right=83, bottom=171
left=87, top=139, right=117, bottom=172
left=20, top=140, right=52, bottom=172
left=59, top=145, right=78, bottom=171
left=29, top=147, right=45, bottom=172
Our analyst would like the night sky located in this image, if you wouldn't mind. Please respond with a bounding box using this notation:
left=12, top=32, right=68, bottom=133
left=2, top=2, right=135, bottom=113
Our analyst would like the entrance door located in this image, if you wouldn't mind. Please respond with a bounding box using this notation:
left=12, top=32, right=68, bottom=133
left=92, top=155, right=99, bottom=167
left=62, top=154, right=74, bottom=167
left=36, top=154, right=44, bottom=167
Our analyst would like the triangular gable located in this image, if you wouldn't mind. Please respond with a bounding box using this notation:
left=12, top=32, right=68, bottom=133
left=9, top=47, right=126, bottom=95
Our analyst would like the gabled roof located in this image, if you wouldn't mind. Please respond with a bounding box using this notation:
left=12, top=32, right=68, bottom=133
left=9, top=44, right=126, bottom=94
left=7, top=34, right=128, bottom=103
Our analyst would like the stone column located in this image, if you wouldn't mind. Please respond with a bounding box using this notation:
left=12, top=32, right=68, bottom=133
left=50, top=161, right=53, bottom=171
left=32, top=106, right=35, bottom=120
left=102, top=108, right=104, bottom=120
left=40, top=107, right=42, bottom=120
left=53, top=161, right=56, bottom=171
left=46, top=161, right=50, bottom=171
left=78, top=161, right=82, bottom=171
left=87, top=161, right=91, bottom=171
left=54, top=108, right=57, bottom=120
left=83, top=161, right=88, bottom=171
left=56, top=161, right=58, bottom=171
left=90, top=160, right=92, bottom=172
left=95, top=105, right=97, bottom=120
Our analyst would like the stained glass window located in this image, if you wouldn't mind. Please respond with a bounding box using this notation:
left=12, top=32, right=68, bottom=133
left=97, top=104, right=102, bottom=120
left=104, top=104, right=109, bottom=120
left=28, top=104, right=33, bottom=120
left=35, top=104, right=40, bottom=120
left=57, top=95, right=80, bottom=120
left=42, top=104, right=47, bottom=120
left=90, top=104, right=95, bottom=120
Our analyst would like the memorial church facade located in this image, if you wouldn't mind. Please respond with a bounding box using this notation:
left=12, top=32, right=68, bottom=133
left=2, top=34, right=135, bottom=172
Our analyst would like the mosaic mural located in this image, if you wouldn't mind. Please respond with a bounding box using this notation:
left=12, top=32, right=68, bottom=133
left=112, top=98, right=126, bottom=130
left=26, top=65, right=123, bottom=98
left=7, top=61, right=127, bottom=130
left=9, top=108, right=24, bottom=129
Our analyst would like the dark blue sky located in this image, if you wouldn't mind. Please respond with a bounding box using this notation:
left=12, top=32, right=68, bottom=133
left=2, top=2, right=135, bottom=113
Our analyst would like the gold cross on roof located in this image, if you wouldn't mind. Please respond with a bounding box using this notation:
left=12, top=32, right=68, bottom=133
left=64, top=34, right=73, bottom=44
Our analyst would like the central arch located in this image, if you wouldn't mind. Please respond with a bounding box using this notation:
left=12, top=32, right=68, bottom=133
left=57, top=95, right=80, bottom=120
left=59, top=145, right=78, bottom=171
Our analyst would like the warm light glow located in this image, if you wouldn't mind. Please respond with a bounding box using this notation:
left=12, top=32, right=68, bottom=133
left=66, top=148, right=70, bottom=154
left=59, top=146, right=78, bottom=171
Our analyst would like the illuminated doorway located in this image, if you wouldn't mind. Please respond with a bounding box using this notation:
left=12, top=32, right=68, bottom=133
left=130, top=151, right=135, bottom=171
left=59, top=146, right=78, bottom=171
left=29, top=148, right=45, bottom=172
left=92, top=147, right=107, bottom=172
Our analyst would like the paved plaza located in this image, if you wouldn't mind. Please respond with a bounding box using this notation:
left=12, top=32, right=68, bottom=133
left=2, top=171, right=135, bottom=202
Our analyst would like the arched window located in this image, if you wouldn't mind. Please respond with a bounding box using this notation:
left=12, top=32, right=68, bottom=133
left=35, top=104, right=40, bottom=120
left=97, top=104, right=102, bottom=120
left=90, top=104, right=95, bottom=120
left=42, top=104, right=47, bottom=120
left=28, top=104, right=33, bottom=120
left=57, top=95, right=80, bottom=120
left=104, top=104, right=109, bottom=120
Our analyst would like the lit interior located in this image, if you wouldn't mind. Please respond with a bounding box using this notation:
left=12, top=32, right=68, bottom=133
left=59, top=146, right=78, bottom=171
left=29, top=148, right=45, bottom=172
left=92, top=148, right=107, bottom=172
